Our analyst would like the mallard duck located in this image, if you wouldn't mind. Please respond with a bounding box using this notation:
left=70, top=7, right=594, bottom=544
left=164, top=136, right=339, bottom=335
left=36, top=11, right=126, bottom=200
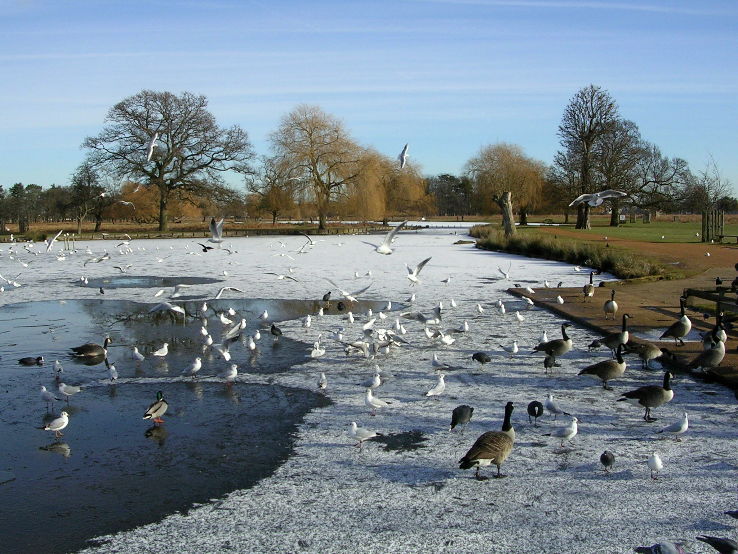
left=71, top=336, right=111, bottom=358
left=19, top=356, right=44, bottom=366
left=143, top=391, right=168, bottom=425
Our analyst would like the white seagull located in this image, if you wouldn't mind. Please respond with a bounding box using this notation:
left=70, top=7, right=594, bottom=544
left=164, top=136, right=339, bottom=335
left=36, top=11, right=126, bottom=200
left=350, top=421, right=380, bottom=449
left=182, top=357, right=202, bottom=378
left=546, top=417, right=578, bottom=447
left=656, top=412, right=688, bottom=441
left=43, top=411, right=69, bottom=438
left=208, top=217, right=225, bottom=244
left=425, top=373, right=446, bottom=397
left=648, top=452, right=663, bottom=479
left=568, top=189, right=628, bottom=207
left=406, top=256, right=432, bottom=284
left=365, top=388, right=391, bottom=416
left=152, top=343, right=169, bottom=357
left=398, top=143, right=409, bottom=169
left=364, top=220, right=408, bottom=255
left=146, top=132, right=159, bottom=162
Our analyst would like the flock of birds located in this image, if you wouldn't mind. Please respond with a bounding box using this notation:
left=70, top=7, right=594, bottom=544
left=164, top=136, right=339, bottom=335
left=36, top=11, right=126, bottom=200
left=5, top=206, right=737, bottom=552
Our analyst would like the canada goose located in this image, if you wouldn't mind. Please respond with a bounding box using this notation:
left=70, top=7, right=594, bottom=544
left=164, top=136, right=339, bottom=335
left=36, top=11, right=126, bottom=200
left=601, top=314, right=631, bottom=355
left=703, top=309, right=728, bottom=349
left=544, top=416, right=578, bottom=447
left=70, top=336, right=111, bottom=358
left=617, top=371, right=674, bottom=422
left=583, top=271, right=595, bottom=301
left=578, top=344, right=626, bottom=390
left=18, top=356, right=44, bottom=366
left=603, top=289, right=618, bottom=320
left=450, top=405, right=474, bottom=432
left=143, top=391, right=168, bottom=425
left=687, top=337, right=725, bottom=371
left=695, top=535, right=738, bottom=554
left=527, top=400, right=544, bottom=426
left=625, top=341, right=662, bottom=369
left=458, top=401, right=514, bottom=480
left=533, top=323, right=573, bottom=361
left=659, top=297, right=691, bottom=346
left=600, top=450, right=615, bottom=473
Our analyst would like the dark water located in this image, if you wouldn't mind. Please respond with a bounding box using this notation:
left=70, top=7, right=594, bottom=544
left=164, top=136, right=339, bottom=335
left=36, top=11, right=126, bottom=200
left=77, top=275, right=222, bottom=290
left=0, top=297, right=409, bottom=553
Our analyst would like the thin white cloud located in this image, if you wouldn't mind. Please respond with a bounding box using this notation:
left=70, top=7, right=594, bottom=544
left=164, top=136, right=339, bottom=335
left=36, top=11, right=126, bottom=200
left=411, top=0, right=734, bottom=16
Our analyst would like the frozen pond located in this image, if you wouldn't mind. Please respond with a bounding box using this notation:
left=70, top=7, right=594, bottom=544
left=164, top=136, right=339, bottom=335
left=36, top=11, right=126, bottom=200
left=0, top=228, right=735, bottom=553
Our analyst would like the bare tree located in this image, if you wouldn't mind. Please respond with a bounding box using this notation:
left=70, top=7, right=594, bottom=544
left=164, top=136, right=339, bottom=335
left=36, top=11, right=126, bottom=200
left=630, top=143, right=690, bottom=212
left=593, top=119, right=641, bottom=226
left=557, top=85, right=620, bottom=229
left=69, top=161, right=106, bottom=233
left=269, top=105, right=363, bottom=230
left=465, top=143, right=546, bottom=238
left=83, top=90, right=254, bottom=231
left=247, top=156, right=298, bottom=225
left=683, top=157, right=732, bottom=212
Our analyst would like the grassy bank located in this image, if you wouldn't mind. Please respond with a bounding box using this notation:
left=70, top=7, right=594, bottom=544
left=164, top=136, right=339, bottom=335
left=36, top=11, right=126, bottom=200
left=470, top=224, right=677, bottom=280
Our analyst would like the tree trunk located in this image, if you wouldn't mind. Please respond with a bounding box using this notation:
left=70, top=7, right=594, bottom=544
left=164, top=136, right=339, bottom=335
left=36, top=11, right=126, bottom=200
left=158, top=186, right=169, bottom=232
left=519, top=207, right=529, bottom=226
left=271, top=210, right=277, bottom=225
left=563, top=210, right=569, bottom=224
left=18, top=217, right=28, bottom=234
left=496, top=192, right=516, bottom=238
left=76, top=217, right=82, bottom=235
left=575, top=204, right=591, bottom=229
left=94, top=214, right=102, bottom=232
left=609, top=200, right=620, bottom=226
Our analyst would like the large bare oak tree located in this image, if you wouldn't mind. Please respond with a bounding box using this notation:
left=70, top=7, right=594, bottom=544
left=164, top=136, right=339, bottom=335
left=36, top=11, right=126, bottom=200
left=83, top=90, right=254, bottom=231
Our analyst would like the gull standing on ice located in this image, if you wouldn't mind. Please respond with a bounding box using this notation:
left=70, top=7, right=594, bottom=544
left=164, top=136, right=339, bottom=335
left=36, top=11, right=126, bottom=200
left=544, top=416, right=578, bottom=447
left=365, top=388, right=391, bottom=416
left=318, top=372, right=327, bottom=391
left=425, top=373, right=446, bottom=397
left=349, top=422, right=381, bottom=450
left=43, top=411, right=69, bottom=438
left=648, top=451, right=663, bottom=479
left=656, top=412, right=688, bottom=441
left=182, top=357, right=202, bottom=378
left=544, top=393, right=570, bottom=420
left=152, top=343, right=169, bottom=358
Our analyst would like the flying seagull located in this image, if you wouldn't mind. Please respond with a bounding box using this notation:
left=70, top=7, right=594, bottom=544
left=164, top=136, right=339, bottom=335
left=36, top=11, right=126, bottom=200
left=568, top=189, right=628, bottom=207
left=406, top=256, right=432, bottom=284
left=398, top=143, right=409, bottom=169
left=208, top=217, right=224, bottom=244
left=146, top=132, right=159, bottom=162
left=363, top=220, right=408, bottom=255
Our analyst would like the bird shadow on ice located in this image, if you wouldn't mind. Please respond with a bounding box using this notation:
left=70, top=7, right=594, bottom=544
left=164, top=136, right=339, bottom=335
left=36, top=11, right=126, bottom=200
left=372, top=463, right=457, bottom=487
left=575, top=468, right=636, bottom=481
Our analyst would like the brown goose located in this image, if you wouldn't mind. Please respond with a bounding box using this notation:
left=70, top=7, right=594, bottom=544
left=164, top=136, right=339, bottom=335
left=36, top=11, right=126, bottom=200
left=603, top=289, right=618, bottom=320
left=617, top=371, right=674, bottom=422
left=625, top=341, right=662, bottom=369
left=532, top=323, right=573, bottom=362
left=601, top=313, right=631, bottom=355
left=583, top=271, right=595, bottom=302
left=578, top=344, right=626, bottom=390
left=659, top=297, right=691, bottom=346
left=458, top=401, right=515, bottom=480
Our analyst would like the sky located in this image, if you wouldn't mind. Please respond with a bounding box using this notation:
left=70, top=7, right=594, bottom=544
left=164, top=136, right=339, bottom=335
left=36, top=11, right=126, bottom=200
left=1, top=0, right=736, bottom=194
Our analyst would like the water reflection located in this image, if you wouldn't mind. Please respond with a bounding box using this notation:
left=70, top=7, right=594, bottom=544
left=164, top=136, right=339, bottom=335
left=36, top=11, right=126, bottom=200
left=144, top=425, right=168, bottom=446
left=39, top=441, right=72, bottom=458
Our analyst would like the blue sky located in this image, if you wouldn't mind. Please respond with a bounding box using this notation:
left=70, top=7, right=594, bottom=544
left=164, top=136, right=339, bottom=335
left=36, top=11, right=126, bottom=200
left=1, top=0, right=736, bottom=194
